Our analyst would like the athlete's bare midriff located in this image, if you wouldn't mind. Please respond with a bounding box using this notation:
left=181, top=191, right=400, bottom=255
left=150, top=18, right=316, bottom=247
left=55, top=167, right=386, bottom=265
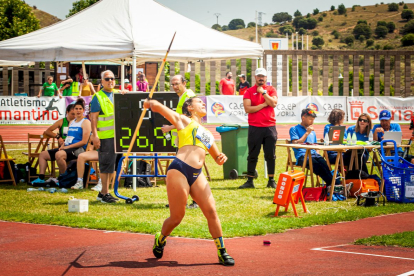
left=176, top=145, right=206, bottom=169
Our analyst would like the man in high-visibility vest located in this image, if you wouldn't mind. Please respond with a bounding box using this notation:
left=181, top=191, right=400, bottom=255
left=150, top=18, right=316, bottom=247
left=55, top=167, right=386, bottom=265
left=161, top=75, right=198, bottom=209
left=90, top=70, right=122, bottom=203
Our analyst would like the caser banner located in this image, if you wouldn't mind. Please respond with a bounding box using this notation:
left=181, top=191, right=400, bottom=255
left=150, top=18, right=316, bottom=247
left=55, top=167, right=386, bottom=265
left=0, top=96, right=65, bottom=124
left=206, top=95, right=347, bottom=123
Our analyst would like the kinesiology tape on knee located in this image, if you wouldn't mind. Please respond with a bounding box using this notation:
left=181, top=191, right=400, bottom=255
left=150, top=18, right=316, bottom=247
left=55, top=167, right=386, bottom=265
left=213, top=237, right=225, bottom=250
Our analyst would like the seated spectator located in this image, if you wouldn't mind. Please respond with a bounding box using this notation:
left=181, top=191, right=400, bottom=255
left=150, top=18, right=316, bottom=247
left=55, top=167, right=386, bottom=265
left=79, top=75, right=96, bottom=96
left=37, top=76, right=61, bottom=98
left=137, top=73, right=149, bottom=92
left=31, top=99, right=91, bottom=185
left=373, top=109, right=413, bottom=163
left=344, top=113, right=372, bottom=173
left=59, top=76, right=74, bottom=96
left=43, top=102, right=76, bottom=147
left=323, top=109, right=345, bottom=165
left=289, top=108, right=341, bottom=186
left=72, top=147, right=101, bottom=191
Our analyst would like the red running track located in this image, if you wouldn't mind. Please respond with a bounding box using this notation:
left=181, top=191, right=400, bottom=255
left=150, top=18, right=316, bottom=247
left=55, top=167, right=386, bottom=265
left=1, top=124, right=412, bottom=143
left=0, top=212, right=414, bottom=275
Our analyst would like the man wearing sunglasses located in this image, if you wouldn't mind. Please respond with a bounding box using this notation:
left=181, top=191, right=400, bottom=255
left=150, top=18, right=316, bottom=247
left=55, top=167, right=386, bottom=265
left=90, top=70, right=124, bottom=203
left=290, top=108, right=341, bottom=186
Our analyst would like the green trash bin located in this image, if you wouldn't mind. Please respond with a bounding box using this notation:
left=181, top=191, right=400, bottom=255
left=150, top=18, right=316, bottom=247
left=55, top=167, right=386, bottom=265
left=216, top=124, right=250, bottom=179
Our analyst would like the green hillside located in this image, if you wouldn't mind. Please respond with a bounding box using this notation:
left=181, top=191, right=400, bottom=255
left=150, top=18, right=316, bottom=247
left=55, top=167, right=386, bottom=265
left=223, top=3, right=414, bottom=50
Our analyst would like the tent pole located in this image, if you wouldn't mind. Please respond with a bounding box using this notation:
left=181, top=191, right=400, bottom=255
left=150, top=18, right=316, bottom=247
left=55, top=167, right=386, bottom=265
left=132, top=55, right=137, bottom=191
left=121, top=61, right=125, bottom=90
left=132, top=56, right=137, bottom=91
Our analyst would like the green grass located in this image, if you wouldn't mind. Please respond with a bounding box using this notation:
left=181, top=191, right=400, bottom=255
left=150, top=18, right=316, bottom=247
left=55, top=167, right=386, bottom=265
left=2, top=141, right=414, bottom=239
left=355, top=231, right=414, bottom=248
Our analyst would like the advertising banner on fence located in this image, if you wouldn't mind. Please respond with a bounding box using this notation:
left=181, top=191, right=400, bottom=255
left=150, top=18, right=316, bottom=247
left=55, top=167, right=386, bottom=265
left=0, top=96, right=65, bottom=124
left=347, top=97, right=414, bottom=123
left=206, top=95, right=348, bottom=123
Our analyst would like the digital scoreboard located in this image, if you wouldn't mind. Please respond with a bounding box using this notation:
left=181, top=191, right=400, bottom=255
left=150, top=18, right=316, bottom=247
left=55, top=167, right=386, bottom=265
left=114, top=92, right=178, bottom=153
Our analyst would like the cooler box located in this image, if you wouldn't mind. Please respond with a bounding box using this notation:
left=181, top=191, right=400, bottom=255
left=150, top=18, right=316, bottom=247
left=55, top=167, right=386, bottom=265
left=347, top=179, right=379, bottom=197
left=216, top=124, right=249, bottom=179
left=68, top=198, right=89, bottom=213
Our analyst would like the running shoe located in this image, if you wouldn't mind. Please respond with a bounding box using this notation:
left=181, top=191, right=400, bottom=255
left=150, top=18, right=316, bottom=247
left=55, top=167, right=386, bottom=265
left=71, top=179, right=84, bottom=190
left=153, top=232, right=166, bottom=259
left=97, top=192, right=103, bottom=202
left=91, top=179, right=102, bottom=192
left=187, top=201, right=199, bottom=209
left=218, top=248, right=235, bottom=266
left=101, top=193, right=118, bottom=203
left=266, top=179, right=276, bottom=188
left=31, top=178, right=45, bottom=185
left=238, top=180, right=255, bottom=189
left=46, top=177, right=58, bottom=184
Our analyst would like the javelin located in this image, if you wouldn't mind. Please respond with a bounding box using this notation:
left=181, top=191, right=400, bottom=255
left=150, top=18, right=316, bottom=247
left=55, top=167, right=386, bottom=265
left=119, top=32, right=176, bottom=181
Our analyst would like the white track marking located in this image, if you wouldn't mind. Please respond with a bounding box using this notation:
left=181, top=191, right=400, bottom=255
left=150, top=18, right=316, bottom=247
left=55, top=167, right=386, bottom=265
left=312, top=245, right=414, bottom=261
left=397, top=270, right=414, bottom=276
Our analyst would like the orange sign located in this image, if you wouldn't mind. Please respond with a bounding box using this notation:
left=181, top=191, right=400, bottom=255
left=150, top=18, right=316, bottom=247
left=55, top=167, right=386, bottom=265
left=332, top=130, right=341, bottom=141
left=271, top=42, right=279, bottom=50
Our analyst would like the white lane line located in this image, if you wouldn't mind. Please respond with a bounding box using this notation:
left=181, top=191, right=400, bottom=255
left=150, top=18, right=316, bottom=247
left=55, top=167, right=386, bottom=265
left=397, top=270, right=414, bottom=276
left=311, top=245, right=414, bottom=261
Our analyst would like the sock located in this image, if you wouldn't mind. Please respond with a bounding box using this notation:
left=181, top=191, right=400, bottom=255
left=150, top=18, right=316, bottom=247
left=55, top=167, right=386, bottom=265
left=158, top=233, right=168, bottom=245
left=39, top=174, right=45, bottom=180
left=77, top=177, right=83, bottom=182
left=213, top=237, right=225, bottom=250
left=247, top=177, right=253, bottom=182
left=269, top=176, right=274, bottom=181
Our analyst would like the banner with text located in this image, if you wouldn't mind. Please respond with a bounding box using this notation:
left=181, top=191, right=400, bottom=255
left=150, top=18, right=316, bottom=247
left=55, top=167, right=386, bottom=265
left=347, top=96, right=414, bottom=123
left=0, top=96, right=65, bottom=124
left=206, top=95, right=347, bottom=123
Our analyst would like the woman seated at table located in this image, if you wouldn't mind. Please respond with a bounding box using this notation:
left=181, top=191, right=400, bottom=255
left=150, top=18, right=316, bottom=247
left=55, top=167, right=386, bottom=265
left=343, top=113, right=372, bottom=173
left=31, top=99, right=91, bottom=185
left=323, top=109, right=345, bottom=165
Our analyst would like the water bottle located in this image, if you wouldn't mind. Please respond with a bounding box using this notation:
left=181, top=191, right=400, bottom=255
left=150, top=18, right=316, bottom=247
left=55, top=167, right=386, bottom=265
left=37, top=187, right=45, bottom=191
left=27, top=188, right=38, bottom=192
left=46, top=188, right=57, bottom=193
left=58, top=188, right=68, bottom=193
left=346, top=133, right=351, bottom=145
left=368, top=130, right=373, bottom=143
left=20, top=179, right=25, bottom=183
left=324, top=133, right=330, bottom=146
left=352, top=133, right=357, bottom=145
left=164, top=132, right=171, bottom=141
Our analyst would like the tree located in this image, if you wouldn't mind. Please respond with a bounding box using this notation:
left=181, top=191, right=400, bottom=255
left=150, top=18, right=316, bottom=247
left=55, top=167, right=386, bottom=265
left=298, top=27, right=307, bottom=35
left=294, top=10, right=302, bottom=17
left=338, top=4, right=347, bottom=15
left=402, top=20, right=414, bottom=34
left=331, top=30, right=340, bottom=39
left=247, top=22, right=256, bottom=28
left=211, top=24, right=222, bottom=31
left=331, top=5, right=335, bottom=11
left=311, top=30, right=319, bottom=36
left=377, top=21, right=387, bottom=27
left=298, top=18, right=318, bottom=29
left=401, top=9, right=414, bottom=21
left=279, top=25, right=295, bottom=35
left=401, top=33, right=414, bottom=46
left=403, top=4, right=408, bottom=9
left=375, top=25, right=388, bottom=38
left=366, top=38, right=375, bottom=47
left=388, top=3, right=399, bottom=11
left=222, top=25, right=229, bottom=31
left=313, top=8, right=319, bottom=15
left=67, top=0, right=100, bottom=17
left=228, top=19, right=245, bottom=30
left=272, top=12, right=292, bottom=23
left=344, top=35, right=355, bottom=45
left=0, top=0, right=40, bottom=41
left=387, top=21, right=396, bottom=33
left=353, top=23, right=372, bottom=39
left=357, top=20, right=367, bottom=25
left=312, top=36, right=324, bottom=48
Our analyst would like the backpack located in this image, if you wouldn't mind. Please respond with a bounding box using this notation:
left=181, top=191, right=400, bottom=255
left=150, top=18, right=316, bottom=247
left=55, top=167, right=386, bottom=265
left=124, top=160, right=152, bottom=188
left=58, top=161, right=78, bottom=188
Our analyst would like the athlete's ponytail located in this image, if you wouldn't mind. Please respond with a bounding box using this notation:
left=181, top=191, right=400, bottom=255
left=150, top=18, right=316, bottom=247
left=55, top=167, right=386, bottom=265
left=182, top=97, right=197, bottom=118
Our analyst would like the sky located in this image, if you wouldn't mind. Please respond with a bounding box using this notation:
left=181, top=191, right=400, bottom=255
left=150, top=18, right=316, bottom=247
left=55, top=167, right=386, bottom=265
left=25, top=0, right=385, bottom=27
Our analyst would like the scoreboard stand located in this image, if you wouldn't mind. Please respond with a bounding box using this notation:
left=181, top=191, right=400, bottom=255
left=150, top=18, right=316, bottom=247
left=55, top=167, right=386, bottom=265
left=114, top=154, right=176, bottom=204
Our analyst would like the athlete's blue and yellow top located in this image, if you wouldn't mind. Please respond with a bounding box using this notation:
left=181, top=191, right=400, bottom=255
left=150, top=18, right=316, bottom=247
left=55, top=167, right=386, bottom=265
left=178, top=120, right=214, bottom=152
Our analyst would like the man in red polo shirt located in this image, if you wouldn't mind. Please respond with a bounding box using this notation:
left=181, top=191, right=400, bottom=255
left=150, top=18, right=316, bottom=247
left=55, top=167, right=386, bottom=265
left=219, top=72, right=235, bottom=95
left=239, top=68, right=278, bottom=189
